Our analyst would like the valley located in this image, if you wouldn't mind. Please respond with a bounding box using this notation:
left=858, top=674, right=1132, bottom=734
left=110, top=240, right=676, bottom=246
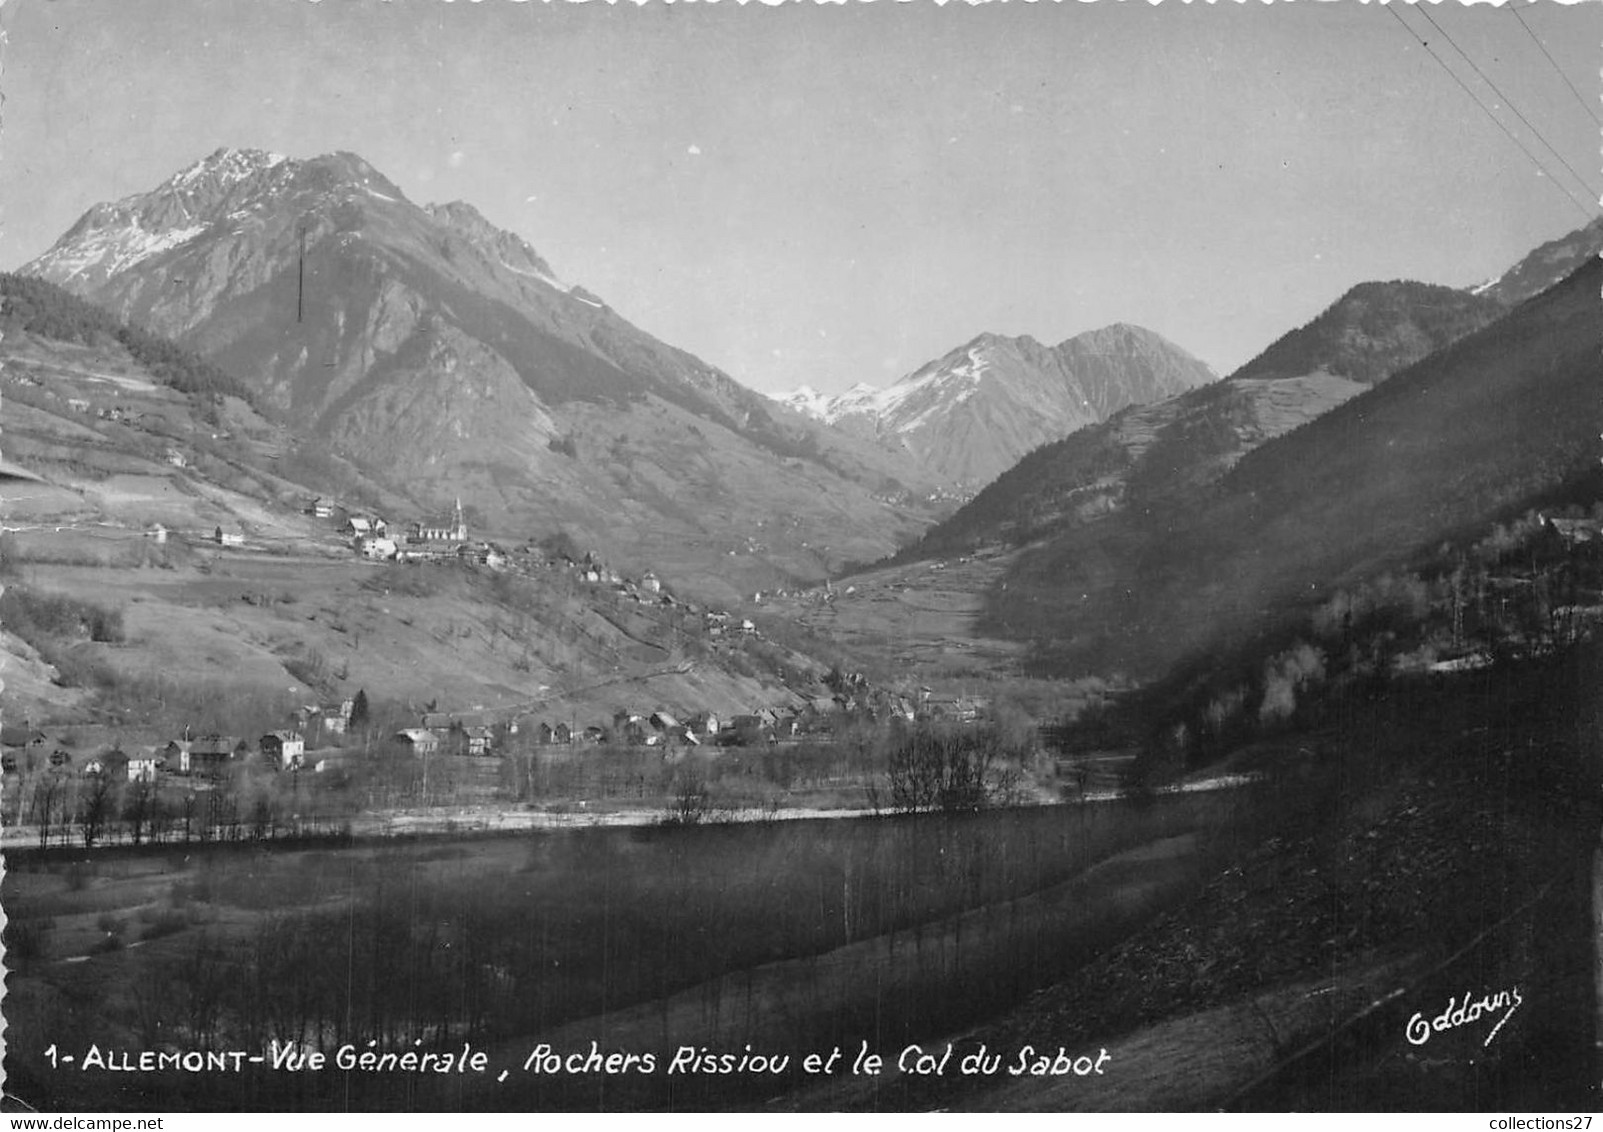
left=3, top=106, right=1601, bottom=1116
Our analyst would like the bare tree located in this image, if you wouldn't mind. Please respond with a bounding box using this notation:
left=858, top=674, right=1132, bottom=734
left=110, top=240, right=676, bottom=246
left=78, top=772, right=117, bottom=847
left=123, top=779, right=154, bottom=845
left=32, top=770, right=68, bottom=848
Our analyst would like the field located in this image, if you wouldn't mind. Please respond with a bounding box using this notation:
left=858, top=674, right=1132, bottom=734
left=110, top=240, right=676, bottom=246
left=2, top=785, right=1291, bottom=1111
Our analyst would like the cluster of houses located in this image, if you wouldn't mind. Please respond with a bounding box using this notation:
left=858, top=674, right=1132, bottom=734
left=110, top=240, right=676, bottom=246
left=307, top=495, right=512, bottom=566
left=62, top=400, right=138, bottom=424
left=58, top=392, right=193, bottom=467
left=1, top=678, right=995, bottom=789
left=0, top=700, right=360, bottom=783
left=303, top=497, right=735, bottom=632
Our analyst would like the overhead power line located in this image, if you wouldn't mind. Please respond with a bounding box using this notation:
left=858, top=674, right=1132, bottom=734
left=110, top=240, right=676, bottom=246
left=1386, top=4, right=1598, bottom=222
left=1414, top=3, right=1601, bottom=206
left=1509, top=3, right=1601, bottom=128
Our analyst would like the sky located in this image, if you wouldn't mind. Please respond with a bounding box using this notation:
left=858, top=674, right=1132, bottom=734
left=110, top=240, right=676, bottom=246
left=1, top=0, right=1599, bottom=397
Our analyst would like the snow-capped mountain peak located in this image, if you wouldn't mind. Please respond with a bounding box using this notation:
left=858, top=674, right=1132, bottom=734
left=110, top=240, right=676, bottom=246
left=165, top=146, right=288, bottom=191
left=775, top=325, right=1214, bottom=486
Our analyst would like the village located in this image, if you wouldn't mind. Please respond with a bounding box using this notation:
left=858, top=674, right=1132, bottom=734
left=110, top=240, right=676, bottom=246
left=0, top=490, right=996, bottom=833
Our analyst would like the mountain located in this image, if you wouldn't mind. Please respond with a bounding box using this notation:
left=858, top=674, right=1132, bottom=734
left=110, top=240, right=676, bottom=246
left=899, top=218, right=1601, bottom=563
left=778, top=325, right=1216, bottom=487
left=1229, top=281, right=1500, bottom=386
left=1474, top=215, right=1603, bottom=308
left=987, top=255, right=1603, bottom=680
left=0, top=274, right=842, bottom=729
left=22, top=147, right=945, bottom=601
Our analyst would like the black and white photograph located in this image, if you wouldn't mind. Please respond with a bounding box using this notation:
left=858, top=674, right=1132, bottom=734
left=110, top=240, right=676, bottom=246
left=1, top=0, right=1600, bottom=1114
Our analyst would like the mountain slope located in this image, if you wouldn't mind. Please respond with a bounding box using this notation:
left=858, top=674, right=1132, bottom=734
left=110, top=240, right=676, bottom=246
left=0, top=283, right=840, bottom=730
left=781, top=324, right=1215, bottom=487
left=1475, top=215, right=1603, bottom=307
left=989, top=255, right=1603, bottom=680
left=1229, top=281, right=1500, bottom=386
left=23, top=148, right=944, bottom=599
left=899, top=215, right=1603, bottom=563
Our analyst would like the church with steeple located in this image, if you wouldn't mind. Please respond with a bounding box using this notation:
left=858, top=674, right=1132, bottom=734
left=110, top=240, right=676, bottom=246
left=408, top=498, right=468, bottom=544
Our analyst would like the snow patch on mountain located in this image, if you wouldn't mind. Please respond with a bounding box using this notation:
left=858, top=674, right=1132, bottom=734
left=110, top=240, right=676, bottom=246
left=777, top=385, right=836, bottom=418
left=499, top=258, right=568, bottom=292
left=166, top=147, right=287, bottom=191
left=31, top=221, right=210, bottom=282
left=781, top=341, right=994, bottom=434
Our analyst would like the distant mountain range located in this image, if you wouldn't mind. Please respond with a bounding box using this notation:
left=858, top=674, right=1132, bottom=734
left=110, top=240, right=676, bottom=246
left=778, top=324, right=1215, bottom=487
left=902, top=218, right=1603, bottom=561
left=23, top=147, right=1600, bottom=611
left=22, top=147, right=949, bottom=599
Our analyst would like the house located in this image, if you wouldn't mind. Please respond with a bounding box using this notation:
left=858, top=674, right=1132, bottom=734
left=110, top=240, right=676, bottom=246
left=345, top=515, right=388, bottom=537
left=301, top=700, right=354, bottom=737
left=306, top=497, right=335, bottom=519
left=126, top=748, right=165, bottom=783
left=84, top=748, right=127, bottom=778
left=649, top=710, right=681, bottom=733
left=161, top=739, right=193, bottom=772
left=461, top=725, right=494, bottom=756
left=459, top=543, right=506, bottom=569
left=165, top=448, right=188, bottom=469
left=612, top=712, right=648, bottom=745
left=395, top=728, right=440, bottom=755
left=796, top=697, right=835, bottom=723
left=537, top=722, right=555, bottom=746
left=686, top=712, right=721, bottom=737
left=358, top=536, right=398, bottom=560
left=188, top=734, right=244, bottom=776
left=580, top=725, right=606, bottom=746
left=553, top=722, right=573, bottom=746
left=641, top=572, right=663, bottom=594
left=66, top=397, right=91, bottom=413
left=214, top=526, right=245, bottom=547
left=260, top=730, right=305, bottom=770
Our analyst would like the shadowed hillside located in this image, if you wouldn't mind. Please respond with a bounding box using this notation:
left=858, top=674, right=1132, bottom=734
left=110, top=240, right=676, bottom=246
left=986, top=257, right=1603, bottom=680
